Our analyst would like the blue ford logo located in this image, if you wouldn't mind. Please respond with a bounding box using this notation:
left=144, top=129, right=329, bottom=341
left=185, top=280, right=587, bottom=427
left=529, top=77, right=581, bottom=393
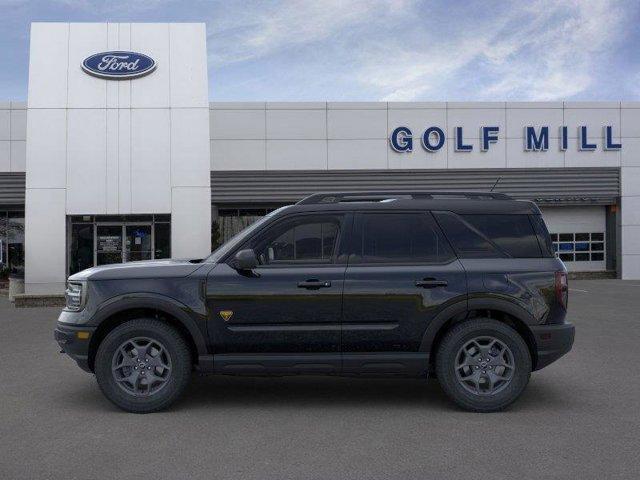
left=82, top=51, right=156, bottom=80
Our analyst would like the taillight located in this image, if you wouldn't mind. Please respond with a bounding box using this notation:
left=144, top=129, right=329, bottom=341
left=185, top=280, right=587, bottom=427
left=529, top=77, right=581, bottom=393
left=555, top=271, right=568, bottom=310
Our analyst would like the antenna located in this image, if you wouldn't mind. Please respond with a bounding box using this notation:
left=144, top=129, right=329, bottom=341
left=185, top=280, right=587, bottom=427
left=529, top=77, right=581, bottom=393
left=490, top=176, right=502, bottom=192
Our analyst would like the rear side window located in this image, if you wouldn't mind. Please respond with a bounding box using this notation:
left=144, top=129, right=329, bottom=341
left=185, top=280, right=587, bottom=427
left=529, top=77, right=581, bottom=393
left=354, top=212, right=454, bottom=264
left=462, top=214, right=542, bottom=258
left=434, top=212, right=543, bottom=258
left=530, top=214, right=555, bottom=258
left=433, top=212, right=499, bottom=258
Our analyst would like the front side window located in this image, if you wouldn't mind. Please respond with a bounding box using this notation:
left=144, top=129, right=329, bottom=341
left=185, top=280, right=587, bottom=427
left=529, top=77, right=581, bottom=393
left=251, top=215, right=342, bottom=265
left=354, top=212, right=454, bottom=264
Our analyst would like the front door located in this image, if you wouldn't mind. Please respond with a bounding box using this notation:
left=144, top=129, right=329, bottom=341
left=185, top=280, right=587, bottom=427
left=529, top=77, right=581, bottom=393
left=341, top=211, right=467, bottom=374
left=206, top=213, right=349, bottom=372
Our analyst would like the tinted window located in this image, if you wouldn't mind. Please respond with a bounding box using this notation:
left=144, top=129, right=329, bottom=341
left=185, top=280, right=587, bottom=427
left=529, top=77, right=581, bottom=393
left=530, top=214, right=554, bottom=258
left=434, top=212, right=499, bottom=258
left=252, top=216, right=340, bottom=264
left=355, top=212, right=454, bottom=263
left=462, top=214, right=542, bottom=258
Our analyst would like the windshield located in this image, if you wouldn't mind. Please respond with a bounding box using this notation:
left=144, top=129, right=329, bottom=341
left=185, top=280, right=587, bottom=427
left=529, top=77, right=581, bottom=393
left=204, top=205, right=292, bottom=263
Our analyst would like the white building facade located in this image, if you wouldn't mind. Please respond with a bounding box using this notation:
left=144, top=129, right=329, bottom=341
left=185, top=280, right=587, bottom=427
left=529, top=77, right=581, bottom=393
left=0, top=22, right=639, bottom=295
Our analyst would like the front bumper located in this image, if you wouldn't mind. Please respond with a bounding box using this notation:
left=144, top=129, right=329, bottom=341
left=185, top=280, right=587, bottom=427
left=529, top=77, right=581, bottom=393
left=530, top=322, right=575, bottom=371
left=54, top=322, right=96, bottom=373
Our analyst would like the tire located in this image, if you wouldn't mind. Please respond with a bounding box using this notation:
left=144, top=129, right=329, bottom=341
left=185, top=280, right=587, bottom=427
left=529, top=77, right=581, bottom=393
left=435, top=319, right=531, bottom=412
left=95, top=318, right=192, bottom=413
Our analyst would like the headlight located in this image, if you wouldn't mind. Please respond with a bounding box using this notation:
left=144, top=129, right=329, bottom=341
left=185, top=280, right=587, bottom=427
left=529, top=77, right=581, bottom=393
left=65, top=281, right=87, bottom=311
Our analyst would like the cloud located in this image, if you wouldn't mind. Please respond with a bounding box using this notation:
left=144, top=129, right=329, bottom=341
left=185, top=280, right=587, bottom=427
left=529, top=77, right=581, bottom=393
left=358, top=0, right=629, bottom=101
left=207, top=0, right=413, bottom=66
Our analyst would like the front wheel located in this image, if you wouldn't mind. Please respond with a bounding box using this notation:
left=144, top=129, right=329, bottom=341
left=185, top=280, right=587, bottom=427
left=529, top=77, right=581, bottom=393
left=435, top=319, right=531, bottom=412
left=95, top=319, right=192, bottom=413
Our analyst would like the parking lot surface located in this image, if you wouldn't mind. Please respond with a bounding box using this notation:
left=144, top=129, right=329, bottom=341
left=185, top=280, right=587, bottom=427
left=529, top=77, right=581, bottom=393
left=1, top=279, right=639, bottom=480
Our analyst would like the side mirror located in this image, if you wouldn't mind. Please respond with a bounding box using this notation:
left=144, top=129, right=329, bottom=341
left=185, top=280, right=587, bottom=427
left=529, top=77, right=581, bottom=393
left=233, top=249, right=258, bottom=271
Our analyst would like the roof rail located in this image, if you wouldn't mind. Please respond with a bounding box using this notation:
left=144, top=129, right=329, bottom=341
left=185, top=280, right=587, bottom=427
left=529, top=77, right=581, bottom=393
left=296, top=191, right=512, bottom=205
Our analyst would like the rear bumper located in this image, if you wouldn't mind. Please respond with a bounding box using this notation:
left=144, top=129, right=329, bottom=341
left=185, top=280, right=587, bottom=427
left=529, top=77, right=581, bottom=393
left=530, top=322, right=575, bottom=371
left=54, top=323, right=96, bottom=373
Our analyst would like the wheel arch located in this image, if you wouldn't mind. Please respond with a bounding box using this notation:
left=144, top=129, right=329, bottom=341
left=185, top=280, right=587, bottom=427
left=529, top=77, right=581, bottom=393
left=87, top=294, right=208, bottom=372
left=420, top=297, right=538, bottom=371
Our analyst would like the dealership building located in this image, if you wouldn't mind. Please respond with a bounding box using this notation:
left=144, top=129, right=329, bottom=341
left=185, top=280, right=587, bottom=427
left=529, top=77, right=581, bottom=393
left=1, top=22, right=640, bottom=295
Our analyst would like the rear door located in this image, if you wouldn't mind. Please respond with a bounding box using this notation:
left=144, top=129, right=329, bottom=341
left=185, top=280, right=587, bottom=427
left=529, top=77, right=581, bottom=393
left=341, top=211, right=467, bottom=374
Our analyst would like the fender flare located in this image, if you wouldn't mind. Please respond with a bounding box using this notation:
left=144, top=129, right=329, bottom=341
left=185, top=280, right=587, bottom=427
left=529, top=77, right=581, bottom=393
left=90, top=293, right=208, bottom=356
left=418, top=295, right=537, bottom=353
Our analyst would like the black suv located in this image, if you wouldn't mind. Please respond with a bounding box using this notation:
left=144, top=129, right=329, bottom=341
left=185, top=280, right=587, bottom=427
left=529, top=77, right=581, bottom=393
left=55, top=191, right=574, bottom=413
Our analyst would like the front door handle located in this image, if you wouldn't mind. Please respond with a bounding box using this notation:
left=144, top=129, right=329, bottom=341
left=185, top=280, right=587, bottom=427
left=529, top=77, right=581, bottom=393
left=415, top=278, right=448, bottom=288
left=297, top=279, right=332, bottom=289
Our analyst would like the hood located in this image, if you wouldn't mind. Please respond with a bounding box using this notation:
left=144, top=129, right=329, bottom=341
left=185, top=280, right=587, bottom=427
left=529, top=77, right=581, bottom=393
left=68, top=259, right=205, bottom=281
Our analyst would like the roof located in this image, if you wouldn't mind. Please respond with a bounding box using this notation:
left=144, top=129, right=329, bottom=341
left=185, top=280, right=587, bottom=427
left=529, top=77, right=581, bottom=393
left=278, top=191, right=541, bottom=215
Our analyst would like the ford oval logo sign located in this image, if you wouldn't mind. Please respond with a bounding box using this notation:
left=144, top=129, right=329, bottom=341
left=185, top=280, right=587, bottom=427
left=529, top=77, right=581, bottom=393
left=82, top=51, right=156, bottom=80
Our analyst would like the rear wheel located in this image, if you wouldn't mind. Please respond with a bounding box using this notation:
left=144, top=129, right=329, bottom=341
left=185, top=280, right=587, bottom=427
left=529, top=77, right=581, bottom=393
left=436, top=319, right=531, bottom=412
left=95, top=319, right=192, bottom=413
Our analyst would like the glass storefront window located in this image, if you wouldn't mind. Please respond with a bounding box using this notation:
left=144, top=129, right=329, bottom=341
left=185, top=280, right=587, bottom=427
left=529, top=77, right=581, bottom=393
left=154, top=223, right=171, bottom=259
left=68, top=215, right=171, bottom=275
left=7, top=212, right=25, bottom=276
left=69, top=223, right=94, bottom=275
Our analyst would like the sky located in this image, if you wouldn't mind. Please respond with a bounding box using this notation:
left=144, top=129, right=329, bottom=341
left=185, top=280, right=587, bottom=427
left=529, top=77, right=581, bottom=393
left=0, top=0, right=639, bottom=102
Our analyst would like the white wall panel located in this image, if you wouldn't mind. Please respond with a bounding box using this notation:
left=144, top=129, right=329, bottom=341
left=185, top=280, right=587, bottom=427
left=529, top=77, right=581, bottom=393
left=0, top=141, right=9, bottom=171
left=26, top=109, right=67, bottom=189
left=447, top=108, right=506, bottom=140
left=171, top=186, right=211, bottom=258
left=67, top=23, right=108, bottom=109
left=327, top=109, right=386, bottom=139
left=171, top=108, right=210, bottom=186
left=106, top=23, right=119, bottom=108
left=118, top=23, right=132, bottom=109
left=10, top=141, right=26, bottom=172
left=621, top=138, right=640, bottom=166
left=447, top=137, right=506, bottom=169
left=388, top=145, right=445, bottom=169
left=211, top=140, right=265, bottom=170
left=506, top=138, right=565, bottom=168
left=266, top=109, right=326, bottom=139
left=169, top=23, right=208, bottom=108
left=130, top=108, right=171, bottom=212
left=10, top=109, right=27, bottom=140
left=328, top=140, right=387, bottom=169
left=506, top=108, right=563, bottom=138
left=66, top=109, right=107, bottom=214
left=266, top=140, right=327, bottom=170
left=117, top=109, right=132, bottom=213
left=131, top=23, right=170, bottom=108
left=0, top=110, right=9, bottom=140
left=28, top=23, right=68, bottom=108
left=25, top=188, right=66, bottom=294
left=564, top=108, right=620, bottom=138
left=210, top=109, right=265, bottom=139
left=387, top=108, right=447, bottom=138
left=621, top=108, right=640, bottom=138
left=105, top=109, right=119, bottom=213
left=564, top=143, right=620, bottom=168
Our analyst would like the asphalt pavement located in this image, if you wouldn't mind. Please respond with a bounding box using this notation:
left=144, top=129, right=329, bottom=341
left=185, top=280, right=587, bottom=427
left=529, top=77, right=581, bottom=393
left=0, top=280, right=639, bottom=479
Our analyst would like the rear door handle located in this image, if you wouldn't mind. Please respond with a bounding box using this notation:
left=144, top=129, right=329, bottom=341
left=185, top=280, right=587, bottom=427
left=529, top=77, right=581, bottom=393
left=415, top=279, right=448, bottom=288
left=297, top=279, right=332, bottom=290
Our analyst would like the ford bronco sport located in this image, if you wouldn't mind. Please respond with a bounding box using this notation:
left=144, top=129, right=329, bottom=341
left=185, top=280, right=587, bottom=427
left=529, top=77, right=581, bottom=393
left=55, top=191, right=574, bottom=413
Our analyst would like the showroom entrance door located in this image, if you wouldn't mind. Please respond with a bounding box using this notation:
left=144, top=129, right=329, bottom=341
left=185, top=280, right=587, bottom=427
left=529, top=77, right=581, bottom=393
left=96, top=223, right=153, bottom=266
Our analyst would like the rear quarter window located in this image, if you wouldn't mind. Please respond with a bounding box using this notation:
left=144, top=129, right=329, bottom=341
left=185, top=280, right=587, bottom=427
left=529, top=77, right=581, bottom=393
left=434, top=212, right=543, bottom=258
